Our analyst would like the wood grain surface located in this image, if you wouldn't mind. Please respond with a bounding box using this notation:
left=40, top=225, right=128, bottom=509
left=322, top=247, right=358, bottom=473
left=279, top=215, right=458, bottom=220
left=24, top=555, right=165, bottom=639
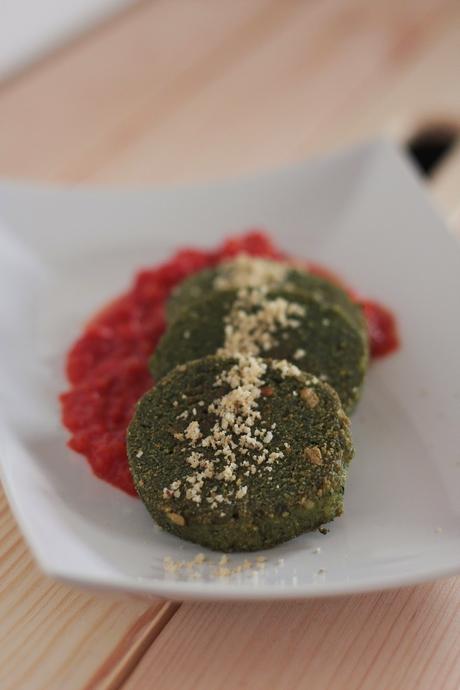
left=0, top=1, right=459, bottom=689
left=124, top=580, right=460, bottom=690
left=0, top=487, right=177, bottom=690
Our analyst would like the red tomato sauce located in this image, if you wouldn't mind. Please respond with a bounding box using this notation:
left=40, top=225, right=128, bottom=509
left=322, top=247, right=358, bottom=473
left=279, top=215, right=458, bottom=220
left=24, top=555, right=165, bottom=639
left=361, top=300, right=400, bottom=358
left=60, top=231, right=399, bottom=496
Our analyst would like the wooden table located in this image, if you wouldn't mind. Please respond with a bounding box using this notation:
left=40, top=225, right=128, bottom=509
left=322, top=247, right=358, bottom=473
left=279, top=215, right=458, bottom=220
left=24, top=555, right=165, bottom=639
left=0, top=2, right=459, bottom=688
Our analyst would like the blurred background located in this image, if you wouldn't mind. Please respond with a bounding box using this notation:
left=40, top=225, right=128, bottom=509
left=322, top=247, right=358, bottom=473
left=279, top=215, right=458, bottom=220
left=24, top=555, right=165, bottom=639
left=0, top=0, right=459, bottom=202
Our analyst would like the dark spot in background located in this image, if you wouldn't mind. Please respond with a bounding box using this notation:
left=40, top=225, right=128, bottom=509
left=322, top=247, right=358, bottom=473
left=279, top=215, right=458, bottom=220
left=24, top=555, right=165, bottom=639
left=406, top=124, right=458, bottom=176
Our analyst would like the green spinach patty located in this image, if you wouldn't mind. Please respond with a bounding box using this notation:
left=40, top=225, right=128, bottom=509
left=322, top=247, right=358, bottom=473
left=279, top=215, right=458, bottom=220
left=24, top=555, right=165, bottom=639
left=151, top=286, right=368, bottom=413
left=128, top=355, right=353, bottom=552
left=167, top=255, right=365, bottom=333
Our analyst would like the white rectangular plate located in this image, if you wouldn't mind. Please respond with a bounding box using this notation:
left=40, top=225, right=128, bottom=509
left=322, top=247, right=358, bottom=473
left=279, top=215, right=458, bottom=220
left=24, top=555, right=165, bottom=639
left=0, top=141, right=459, bottom=601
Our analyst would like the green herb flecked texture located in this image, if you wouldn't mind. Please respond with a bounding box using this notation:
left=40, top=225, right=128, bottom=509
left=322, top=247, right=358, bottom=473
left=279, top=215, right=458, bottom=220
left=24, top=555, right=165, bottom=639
left=127, top=355, right=354, bottom=552
left=150, top=288, right=368, bottom=413
left=167, top=261, right=366, bottom=333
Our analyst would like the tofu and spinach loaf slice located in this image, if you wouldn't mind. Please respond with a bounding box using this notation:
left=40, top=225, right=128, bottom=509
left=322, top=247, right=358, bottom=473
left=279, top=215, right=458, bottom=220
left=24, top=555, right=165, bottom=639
left=150, top=286, right=368, bottom=413
left=166, top=254, right=366, bottom=335
left=128, top=355, right=354, bottom=552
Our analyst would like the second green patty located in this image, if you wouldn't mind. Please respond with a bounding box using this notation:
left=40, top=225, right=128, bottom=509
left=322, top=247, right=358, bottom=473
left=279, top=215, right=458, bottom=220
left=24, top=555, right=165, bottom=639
left=166, top=257, right=366, bottom=333
left=150, top=287, right=368, bottom=413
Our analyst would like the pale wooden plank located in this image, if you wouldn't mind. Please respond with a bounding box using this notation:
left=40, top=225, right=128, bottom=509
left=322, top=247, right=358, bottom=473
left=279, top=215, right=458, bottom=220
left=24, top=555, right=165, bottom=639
left=322, top=8, right=460, bottom=152
left=0, top=487, right=177, bottom=690
left=123, top=580, right=460, bottom=690
left=0, top=0, right=274, bottom=180
left=82, top=0, right=460, bottom=184
left=2, top=0, right=458, bottom=187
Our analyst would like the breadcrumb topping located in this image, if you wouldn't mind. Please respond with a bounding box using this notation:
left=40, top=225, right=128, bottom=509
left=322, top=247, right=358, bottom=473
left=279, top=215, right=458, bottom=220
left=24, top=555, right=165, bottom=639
left=213, top=254, right=288, bottom=291
left=217, top=288, right=305, bottom=359
left=271, top=359, right=302, bottom=378
left=162, top=356, right=290, bottom=508
left=163, top=551, right=271, bottom=578
left=184, top=421, right=202, bottom=443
